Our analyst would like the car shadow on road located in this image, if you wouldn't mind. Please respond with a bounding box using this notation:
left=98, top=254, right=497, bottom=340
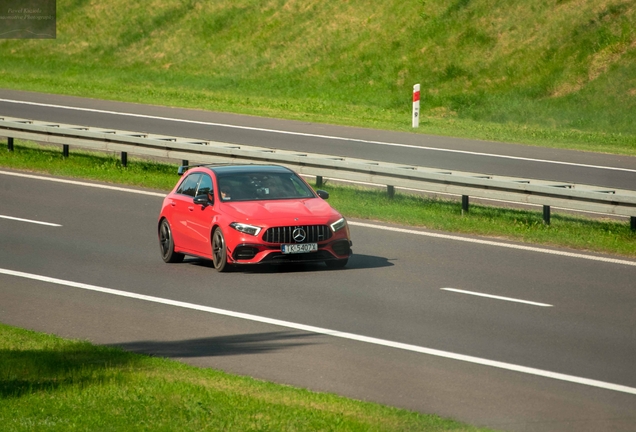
left=107, top=331, right=320, bottom=359
left=184, top=254, right=395, bottom=273
left=346, top=254, right=395, bottom=269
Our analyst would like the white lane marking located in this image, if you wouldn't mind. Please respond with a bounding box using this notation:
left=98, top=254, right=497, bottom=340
left=0, top=170, right=166, bottom=197
left=0, top=215, right=61, bottom=227
left=2, top=98, right=635, bottom=174
left=3, top=170, right=635, bottom=267
left=348, top=221, right=636, bottom=267
left=1, top=267, right=634, bottom=395
left=441, top=288, right=553, bottom=307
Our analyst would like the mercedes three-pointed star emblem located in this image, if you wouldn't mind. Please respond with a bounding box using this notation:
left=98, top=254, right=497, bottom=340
left=292, top=227, right=306, bottom=243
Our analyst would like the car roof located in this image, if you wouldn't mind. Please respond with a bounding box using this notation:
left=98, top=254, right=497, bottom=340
left=207, top=164, right=294, bottom=176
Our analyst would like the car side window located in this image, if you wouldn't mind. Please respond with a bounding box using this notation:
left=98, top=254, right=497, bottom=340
left=196, top=174, right=213, bottom=197
left=176, top=173, right=201, bottom=197
left=289, top=175, right=314, bottom=197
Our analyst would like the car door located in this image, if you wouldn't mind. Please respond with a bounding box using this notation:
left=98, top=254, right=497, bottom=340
left=170, top=172, right=201, bottom=253
left=186, top=173, right=218, bottom=256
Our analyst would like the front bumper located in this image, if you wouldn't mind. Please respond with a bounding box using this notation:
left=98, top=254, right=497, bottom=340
left=230, top=239, right=352, bottom=264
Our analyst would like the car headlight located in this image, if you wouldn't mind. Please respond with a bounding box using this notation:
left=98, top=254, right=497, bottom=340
left=330, top=217, right=347, bottom=232
left=230, top=222, right=262, bottom=236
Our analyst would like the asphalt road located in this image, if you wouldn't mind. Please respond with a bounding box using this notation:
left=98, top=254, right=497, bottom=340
left=1, top=89, right=636, bottom=191
left=2, top=90, right=636, bottom=430
left=1, top=170, right=635, bottom=432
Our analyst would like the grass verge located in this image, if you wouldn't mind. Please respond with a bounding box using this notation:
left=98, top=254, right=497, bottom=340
left=1, top=140, right=635, bottom=258
left=1, top=0, right=636, bottom=155
left=0, top=323, right=488, bottom=431
left=0, top=73, right=634, bottom=157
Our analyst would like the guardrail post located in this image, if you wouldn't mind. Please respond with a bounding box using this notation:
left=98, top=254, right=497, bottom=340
left=63, top=144, right=69, bottom=158
left=543, top=205, right=551, bottom=225
left=387, top=185, right=395, bottom=199
left=121, top=152, right=128, bottom=167
left=7, top=137, right=13, bottom=151
left=631, top=216, right=636, bottom=232
left=462, top=195, right=469, bottom=215
left=316, top=176, right=323, bottom=188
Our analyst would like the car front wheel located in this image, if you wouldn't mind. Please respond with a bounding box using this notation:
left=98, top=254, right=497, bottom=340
left=212, top=228, right=229, bottom=272
left=159, top=219, right=184, bottom=263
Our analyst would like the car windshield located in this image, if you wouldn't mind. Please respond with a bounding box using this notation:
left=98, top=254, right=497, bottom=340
left=217, top=171, right=315, bottom=202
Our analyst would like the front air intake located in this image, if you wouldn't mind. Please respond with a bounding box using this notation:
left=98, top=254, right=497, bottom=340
left=232, top=246, right=258, bottom=260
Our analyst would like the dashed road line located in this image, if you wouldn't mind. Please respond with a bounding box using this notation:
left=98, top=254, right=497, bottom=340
left=0, top=214, right=61, bottom=227
left=441, top=288, right=553, bottom=307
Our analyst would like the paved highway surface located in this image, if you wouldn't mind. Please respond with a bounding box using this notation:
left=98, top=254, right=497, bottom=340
left=1, top=90, right=636, bottom=431
left=1, top=170, right=635, bottom=432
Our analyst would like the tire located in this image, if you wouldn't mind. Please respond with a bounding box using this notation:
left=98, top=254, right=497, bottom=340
left=325, top=258, right=348, bottom=269
left=212, top=228, right=229, bottom=272
left=159, top=219, right=184, bottom=263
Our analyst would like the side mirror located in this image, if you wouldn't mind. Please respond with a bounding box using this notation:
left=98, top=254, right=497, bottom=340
left=193, top=194, right=212, bottom=206
left=316, top=190, right=329, bottom=199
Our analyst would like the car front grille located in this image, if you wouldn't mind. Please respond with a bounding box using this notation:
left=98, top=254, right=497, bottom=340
left=263, top=225, right=332, bottom=244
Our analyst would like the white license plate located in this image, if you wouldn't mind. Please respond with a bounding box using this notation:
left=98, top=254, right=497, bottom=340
left=281, top=243, right=318, bottom=254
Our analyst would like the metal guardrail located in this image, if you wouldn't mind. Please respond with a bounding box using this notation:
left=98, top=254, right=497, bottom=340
left=2, top=115, right=636, bottom=229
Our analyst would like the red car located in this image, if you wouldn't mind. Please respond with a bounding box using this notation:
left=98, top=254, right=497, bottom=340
left=158, top=164, right=352, bottom=271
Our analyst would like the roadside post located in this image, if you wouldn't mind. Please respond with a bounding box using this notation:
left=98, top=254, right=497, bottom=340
left=412, top=84, right=420, bottom=128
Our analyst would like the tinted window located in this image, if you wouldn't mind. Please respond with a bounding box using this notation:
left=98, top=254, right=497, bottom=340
left=177, top=173, right=201, bottom=197
left=196, top=174, right=213, bottom=196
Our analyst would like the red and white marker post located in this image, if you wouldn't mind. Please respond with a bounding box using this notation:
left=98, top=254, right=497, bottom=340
left=412, top=84, right=420, bottom=128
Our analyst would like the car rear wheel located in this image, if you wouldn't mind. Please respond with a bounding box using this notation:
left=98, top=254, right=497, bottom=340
left=212, top=228, right=229, bottom=272
left=159, top=219, right=184, bottom=263
left=325, top=258, right=348, bottom=269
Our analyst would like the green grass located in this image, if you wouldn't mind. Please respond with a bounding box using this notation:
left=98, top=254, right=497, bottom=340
left=2, top=140, right=635, bottom=258
left=0, top=323, right=488, bottom=431
left=1, top=0, right=635, bottom=154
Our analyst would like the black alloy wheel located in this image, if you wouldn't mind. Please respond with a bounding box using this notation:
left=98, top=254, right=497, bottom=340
left=159, top=219, right=184, bottom=263
left=212, top=228, right=229, bottom=272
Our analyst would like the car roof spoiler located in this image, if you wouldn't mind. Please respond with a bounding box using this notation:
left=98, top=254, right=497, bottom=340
left=177, top=163, right=273, bottom=175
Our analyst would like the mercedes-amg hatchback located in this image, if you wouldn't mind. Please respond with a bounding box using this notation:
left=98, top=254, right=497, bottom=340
left=158, top=164, right=352, bottom=271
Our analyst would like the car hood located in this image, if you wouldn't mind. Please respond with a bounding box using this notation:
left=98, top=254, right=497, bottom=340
left=222, top=198, right=341, bottom=224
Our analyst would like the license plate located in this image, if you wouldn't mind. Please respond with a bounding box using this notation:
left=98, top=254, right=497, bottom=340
left=281, top=243, right=318, bottom=254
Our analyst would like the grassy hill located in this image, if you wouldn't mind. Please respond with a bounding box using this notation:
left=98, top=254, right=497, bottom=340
left=1, top=0, right=635, bottom=153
